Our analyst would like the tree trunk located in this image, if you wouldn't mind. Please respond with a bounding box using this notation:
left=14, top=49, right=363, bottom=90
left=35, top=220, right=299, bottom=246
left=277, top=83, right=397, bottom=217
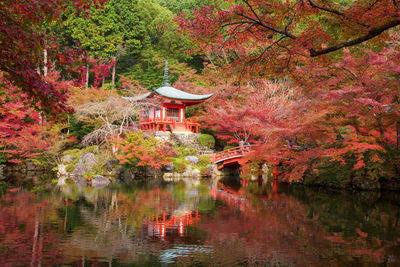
left=67, top=114, right=70, bottom=135
left=112, top=56, right=116, bottom=86
left=102, top=77, right=105, bottom=87
left=43, top=49, right=48, bottom=77
left=37, top=67, right=41, bottom=75
left=397, top=121, right=400, bottom=150
left=86, top=63, right=89, bottom=88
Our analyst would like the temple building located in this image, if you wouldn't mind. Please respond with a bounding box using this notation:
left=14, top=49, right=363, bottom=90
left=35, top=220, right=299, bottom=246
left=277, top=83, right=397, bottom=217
left=132, top=62, right=213, bottom=133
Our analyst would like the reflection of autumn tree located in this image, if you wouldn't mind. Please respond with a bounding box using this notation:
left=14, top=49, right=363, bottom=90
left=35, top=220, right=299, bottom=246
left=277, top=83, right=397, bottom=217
left=1, top=182, right=398, bottom=265
left=0, top=190, right=63, bottom=265
left=206, top=183, right=400, bottom=266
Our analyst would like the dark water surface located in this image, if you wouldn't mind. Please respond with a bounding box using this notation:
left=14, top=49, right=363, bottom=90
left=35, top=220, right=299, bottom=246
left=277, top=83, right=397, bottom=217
left=0, top=177, right=399, bottom=266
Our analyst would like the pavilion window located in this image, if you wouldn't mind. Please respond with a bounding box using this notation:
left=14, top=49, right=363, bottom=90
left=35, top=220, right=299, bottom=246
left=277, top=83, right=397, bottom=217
left=141, top=110, right=148, bottom=120
left=156, top=107, right=161, bottom=119
left=167, top=108, right=180, bottom=122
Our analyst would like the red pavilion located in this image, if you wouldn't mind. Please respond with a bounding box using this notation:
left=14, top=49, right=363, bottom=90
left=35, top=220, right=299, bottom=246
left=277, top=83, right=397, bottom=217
left=134, top=62, right=213, bottom=133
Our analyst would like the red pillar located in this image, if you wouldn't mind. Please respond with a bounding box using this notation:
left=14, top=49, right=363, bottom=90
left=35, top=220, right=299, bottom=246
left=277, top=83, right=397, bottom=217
left=273, top=165, right=278, bottom=180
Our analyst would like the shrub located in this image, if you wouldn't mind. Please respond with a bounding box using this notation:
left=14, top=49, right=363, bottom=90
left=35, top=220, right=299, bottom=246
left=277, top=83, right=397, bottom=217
left=65, top=164, right=75, bottom=173
left=200, top=167, right=212, bottom=177
left=198, top=155, right=211, bottom=166
left=176, top=146, right=198, bottom=157
left=198, top=134, right=215, bottom=149
left=173, top=159, right=187, bottom=173
left=116, top=131, right=176, bottom=170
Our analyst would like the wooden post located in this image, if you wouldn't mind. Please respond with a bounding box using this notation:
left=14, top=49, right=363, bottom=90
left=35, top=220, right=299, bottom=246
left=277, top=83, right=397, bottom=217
left=43, top=49, right=48, bottom=77
left=111, top=56, right=116, bottom=86
left=86, top=62, right=89, bottom=88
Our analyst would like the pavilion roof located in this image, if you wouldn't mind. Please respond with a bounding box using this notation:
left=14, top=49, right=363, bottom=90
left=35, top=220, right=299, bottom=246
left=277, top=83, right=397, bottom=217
left=124, top=61, right=213, bottom=102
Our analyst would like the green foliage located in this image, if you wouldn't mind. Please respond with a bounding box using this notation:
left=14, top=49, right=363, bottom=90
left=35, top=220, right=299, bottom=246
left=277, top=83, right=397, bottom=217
left=175, top=146, right=198, bottom=158
left=65, top=164, right=75, bottom=173
left=198, top=134, right=215, bottom=149
left=0, top=153, right=6, bottom=164
left=68, top=115, right=94, bottom=141
left=172, top=158, right=189, bottom=173
left=157, top=0, right=213, bottom=13
left=304, top=159, right=354, bottom=188
left=198, top=155, right=211, bottom=166
left=62, top=0, right=147, bottom=58
left=63, top=148, right=82, bottom=160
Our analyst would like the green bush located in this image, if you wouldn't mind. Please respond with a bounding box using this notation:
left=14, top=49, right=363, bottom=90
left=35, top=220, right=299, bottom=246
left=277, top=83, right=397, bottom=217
left=198, top=155, right=211, bottom=166
left=68, top=114, right=94, bottom=141
left=198, top=134, right=215, bottom=149
left=0, top=153, right=6, bottom=164
left=175, top=146, right=198, bottom=157
left=173, top=159, right=187, bottom=173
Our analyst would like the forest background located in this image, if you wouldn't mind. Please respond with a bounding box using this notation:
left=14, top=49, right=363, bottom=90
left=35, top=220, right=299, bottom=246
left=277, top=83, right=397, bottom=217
left=1, top=0, right=400, bottom=189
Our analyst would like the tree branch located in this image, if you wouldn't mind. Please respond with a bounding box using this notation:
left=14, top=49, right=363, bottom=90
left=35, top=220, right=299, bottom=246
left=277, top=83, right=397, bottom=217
left=307, top=0, right=368, bottom=27
left=237, top=13, right=296, bottom=39
left=310, top=20, right=400, bottom=57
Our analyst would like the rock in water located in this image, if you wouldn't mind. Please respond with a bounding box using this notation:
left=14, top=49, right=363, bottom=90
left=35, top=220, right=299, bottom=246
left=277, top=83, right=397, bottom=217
left=164, top=164, right=174, bottom=172
left=92, top=175, right=110, bottom=188
left=72, top=153, right=97, bottom=177
left=192, top=168, right=201, bottom=177
left=106, top=158, right=119, bottom=171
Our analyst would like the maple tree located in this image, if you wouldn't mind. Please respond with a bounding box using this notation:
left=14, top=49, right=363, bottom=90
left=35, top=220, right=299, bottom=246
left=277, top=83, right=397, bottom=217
left=115, top=131, right=176, bottom=170
left=0, top=0, right=106, bottom=113
left=178, top=0, right=400, bottom=76
left=176, top=0, right=400, bottom=184
left=0, top=75, right=49, bottom=163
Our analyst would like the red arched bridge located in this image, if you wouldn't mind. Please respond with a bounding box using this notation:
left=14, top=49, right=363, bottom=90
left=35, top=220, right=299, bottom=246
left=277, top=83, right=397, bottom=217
left=211, top=145, right=255, bottom=169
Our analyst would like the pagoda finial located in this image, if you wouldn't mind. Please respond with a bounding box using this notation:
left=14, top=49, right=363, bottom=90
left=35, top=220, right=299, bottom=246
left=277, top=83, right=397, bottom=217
left=162, top=61, right=170, bottom=86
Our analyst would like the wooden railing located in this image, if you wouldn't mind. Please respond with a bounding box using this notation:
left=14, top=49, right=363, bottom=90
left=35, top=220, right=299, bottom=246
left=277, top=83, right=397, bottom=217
left=211, top=145, right=255, bottom=163
left=139, top=117, right=200, bottom=133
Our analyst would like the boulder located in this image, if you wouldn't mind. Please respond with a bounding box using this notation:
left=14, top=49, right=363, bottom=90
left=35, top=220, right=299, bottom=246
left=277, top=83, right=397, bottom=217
left=183, top=165, right=193, bottom=176
left=192, top=168, right=201, bottom=178
left=185, top=156, right=199, bottom=165
left=164, top=164, right=174, bottom=172
left=71, top=153, right=97, bottom=177
left=80, top=153, right=97, bottom=166
left=71, top=175, right=87, bottom=186
left=106, top=158, right=119, bottom=172
left=352, top=176, right=380, bottom=191
left=92, top=175, right=110, bottom=188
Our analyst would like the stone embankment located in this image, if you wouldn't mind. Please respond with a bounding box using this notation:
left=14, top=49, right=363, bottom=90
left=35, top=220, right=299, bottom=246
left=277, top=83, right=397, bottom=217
left=3, top=162, right=54, bottom=181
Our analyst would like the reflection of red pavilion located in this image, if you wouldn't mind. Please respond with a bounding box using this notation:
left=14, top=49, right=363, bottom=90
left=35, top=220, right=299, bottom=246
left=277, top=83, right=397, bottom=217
left=145, top=210, right=200, bottom=240
left=134, top=62, right=213, bottom=133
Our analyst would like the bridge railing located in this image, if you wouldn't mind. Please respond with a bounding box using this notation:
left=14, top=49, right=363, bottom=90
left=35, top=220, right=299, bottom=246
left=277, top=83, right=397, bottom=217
left=211, top=145, right=256, bottom=163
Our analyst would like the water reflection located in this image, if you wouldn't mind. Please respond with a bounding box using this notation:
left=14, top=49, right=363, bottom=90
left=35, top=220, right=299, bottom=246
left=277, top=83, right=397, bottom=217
left=0, top=177, right=399, bottom=266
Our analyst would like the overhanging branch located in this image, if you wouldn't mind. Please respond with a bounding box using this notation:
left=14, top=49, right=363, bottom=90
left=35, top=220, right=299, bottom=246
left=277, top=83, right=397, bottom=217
left=309, top=19, right=400, bottom=57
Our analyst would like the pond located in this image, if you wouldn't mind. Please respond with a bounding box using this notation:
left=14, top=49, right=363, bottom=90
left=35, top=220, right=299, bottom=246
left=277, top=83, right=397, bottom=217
left=0, top=176, right=399, bottom=266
